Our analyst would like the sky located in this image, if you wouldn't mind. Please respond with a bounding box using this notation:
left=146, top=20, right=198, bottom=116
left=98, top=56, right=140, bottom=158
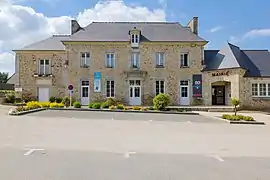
left=0, top=0, right=270, bottom=75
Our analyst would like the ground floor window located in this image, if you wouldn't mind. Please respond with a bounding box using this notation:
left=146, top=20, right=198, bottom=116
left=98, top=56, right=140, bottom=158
left=155, top=80, right=165, bottom=96
left=106, top=80, right=115, bottom=97
left=252, top=83, right=270, bottom=97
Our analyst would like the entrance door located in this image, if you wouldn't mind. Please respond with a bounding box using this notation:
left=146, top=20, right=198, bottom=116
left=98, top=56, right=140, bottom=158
left=38, top=87, right=49, bottom=102
left=129, top=80, right=141, bottom=106
left=212, top=86, right=225, bottom=105
left=180, top=80, right=190, bottom=105
left=81, top=80, right=89, bottom=105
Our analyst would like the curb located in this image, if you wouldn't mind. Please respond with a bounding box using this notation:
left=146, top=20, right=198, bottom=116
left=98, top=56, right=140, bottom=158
left=227, top=120, right=265, bottom=125
left=9, top=108, right=46, bottom=116
left=49, top=108, right=200, bottom=115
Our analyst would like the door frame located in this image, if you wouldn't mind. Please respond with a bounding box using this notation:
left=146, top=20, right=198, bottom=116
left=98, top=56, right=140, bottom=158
left=179, top=80, right=190, bottom=105
left=212, top=86, right=225, bottom=105
left=80, top=80, right=90, bottom=105
left=129, top=79, right=142, bottom=106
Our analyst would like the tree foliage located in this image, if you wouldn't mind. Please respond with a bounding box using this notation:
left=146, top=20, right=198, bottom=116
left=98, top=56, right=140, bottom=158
left=0, top=72, right=8, bottom=83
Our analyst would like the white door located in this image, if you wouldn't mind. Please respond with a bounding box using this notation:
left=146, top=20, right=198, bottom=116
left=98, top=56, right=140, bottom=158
left=129, top=80, right=141, bottom=106
left=38, top=87, right=49, bottom=102
left=180, top=80, right=190, bottom=105
left=81, top=81, right=90, bottom=105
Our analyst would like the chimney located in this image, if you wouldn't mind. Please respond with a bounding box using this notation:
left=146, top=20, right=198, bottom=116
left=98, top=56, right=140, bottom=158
left=187, top=17, right=198, bottom=35
left=71, top=20, right=82, bottom=35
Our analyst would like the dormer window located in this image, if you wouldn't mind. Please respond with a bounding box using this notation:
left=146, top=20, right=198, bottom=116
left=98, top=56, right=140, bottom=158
left=130, top=27, right=140, bottom=48
left=131, top=34, right=139, bottom=44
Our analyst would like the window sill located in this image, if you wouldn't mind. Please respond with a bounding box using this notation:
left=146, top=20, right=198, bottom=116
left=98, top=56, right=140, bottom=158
left=180, top=66, right=190, bottom=68
left=33, top=74, right=53, bottom=77
left=106, top=66, right=114, bottom=68
left=252, top=96, right=270, bottom=100
left=80, top=65, right=89, bottom=68
left=155, top=65, right=164, bottom=68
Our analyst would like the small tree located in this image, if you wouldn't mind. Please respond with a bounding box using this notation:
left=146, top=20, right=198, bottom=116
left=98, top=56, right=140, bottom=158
left=231, top=98, right=240, bottom=116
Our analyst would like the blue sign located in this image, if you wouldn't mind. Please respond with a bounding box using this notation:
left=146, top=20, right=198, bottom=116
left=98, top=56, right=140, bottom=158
left=94, top=72, right=101, bottom=92
left=192, top=74, right=202, bottom=97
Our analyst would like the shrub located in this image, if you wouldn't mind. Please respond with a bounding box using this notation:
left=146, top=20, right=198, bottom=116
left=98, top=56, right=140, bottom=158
left=55, top=97, right=62, bottom=103
left=231, top=98, right=240, bottom=116
left=153, top=93, right=170, bottom=111
left=88, top=103, right=94, bottom=108
left=73, top=101, right=81, bottom=108
left=49, top=96, right=56, bottom=103
left=15, top=98, right=22, bottom=103
left=5, top=93, right=15, bottom=103
left=132, top=106, right=141, bottom=110
left=101, top=101, right=109, bottom=109
left=22, top=93, right=37, bottom=103
left=26, top=101, right=41, bottom=109
left=148, top=106, right=155, bottom=110
left=40, top=102, right=50, bottom=108
left=107, top=97, right=115, bottom=106
left=92, top=102, right=101, bottom=109
left=141, top=107, right=148, bottom=111
left=109, top=105, right=115, bottom=110
left=116, top=104, right=125, bottom=110
left=222, top=114, right=254, bottom=121
left=62, top=96, right=71, bottom=107
left=50, top=102, right=64, bottom=108
left=242, top=116, right=254, bottom=121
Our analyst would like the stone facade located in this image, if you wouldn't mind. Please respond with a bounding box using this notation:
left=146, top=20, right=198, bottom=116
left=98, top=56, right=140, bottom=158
left=65, top=42, right=204, bottom=105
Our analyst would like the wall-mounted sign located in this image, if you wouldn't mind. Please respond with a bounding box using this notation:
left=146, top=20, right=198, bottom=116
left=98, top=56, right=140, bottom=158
left=212, top=71, right=229, bottom=77
left=192, top=74, right=202, bottom=97
left=94, top=72, right=101, bottom=92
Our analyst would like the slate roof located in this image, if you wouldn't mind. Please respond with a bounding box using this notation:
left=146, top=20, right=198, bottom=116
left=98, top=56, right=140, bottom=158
left=64, top=22, right=206, bottom=42
left=204, top=43, right=270, bottom=77
left=15, top=35, right=70, bottom=51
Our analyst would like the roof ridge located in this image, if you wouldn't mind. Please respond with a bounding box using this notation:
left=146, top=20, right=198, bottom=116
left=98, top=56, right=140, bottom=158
left=91, top=21, right=179, bottom=24
left=243, top=49, right=268, bottom=51
left=52, top=34, right=70, bottom=37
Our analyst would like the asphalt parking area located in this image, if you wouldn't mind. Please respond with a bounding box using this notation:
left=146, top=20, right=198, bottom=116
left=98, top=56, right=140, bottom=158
left=27, top=110, right=225, bottom=124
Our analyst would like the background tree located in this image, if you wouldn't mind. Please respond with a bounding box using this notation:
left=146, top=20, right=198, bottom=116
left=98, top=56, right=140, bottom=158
left=0, top=72, right=8, bottom=83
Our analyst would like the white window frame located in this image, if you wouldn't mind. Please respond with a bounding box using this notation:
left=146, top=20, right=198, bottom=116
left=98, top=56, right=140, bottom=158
left=155, top=80, right=165, bottom=96
left=39, top=59, right=50, bottom=75
left=156, top=52, right=165, bottom=67
left=131, top=34, right=139, bottom=44
left=131, top=52, right=140, bottom=68
left=252, top=83, right=270, bottom=97
left=80, top=52, right=90, bottom=67
left=106, top=53, right=115, bottom=68
left=180, top=53, right=189, bottom=67
left=106, top=80, right=115, bottom=98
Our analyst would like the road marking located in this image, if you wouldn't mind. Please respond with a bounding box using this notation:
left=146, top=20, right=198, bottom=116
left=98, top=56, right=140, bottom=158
left=211, top=155, right=224, bottom=162
left=24, top=148, right=44, bottom=156
left=124, top=151, right=137, bottom=158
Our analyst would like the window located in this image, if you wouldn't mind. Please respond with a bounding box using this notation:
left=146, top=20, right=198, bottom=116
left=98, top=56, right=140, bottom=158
left=252, top=83, right=258, bottom=96
left=259, top=83, right=267, bottom=96
left=131, top=52, right=140, bottom=68
left=39, top=59, right=50, bottom=75
left=155, top=80, right=165, bottom=95
left=106, top=80, right=115, bottom=97
left=80, top=52, right=90, bottom=67
left=252, top=83, right=270, bottom=97
left=156, top=52, right=165, bottom=67
left=180, top=53, right=189, bottom=67
left=131, top=34, right=139, bottom=44
left=106, top=53, right=115, bottom=68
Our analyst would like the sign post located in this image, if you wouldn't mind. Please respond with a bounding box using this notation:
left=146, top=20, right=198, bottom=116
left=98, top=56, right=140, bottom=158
left=68, top=84, right=74, bottom=107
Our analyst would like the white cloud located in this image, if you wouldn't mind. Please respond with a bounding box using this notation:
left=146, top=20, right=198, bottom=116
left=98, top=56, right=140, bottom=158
left=209, top=26, right=223, bottom=33
left=158, top=0, right=167, bottom=8
left=243, top=28, right=270, bottom=39
left=0, top=0, right=166, bottom=74
left=229, top=36, right=240, bottom=43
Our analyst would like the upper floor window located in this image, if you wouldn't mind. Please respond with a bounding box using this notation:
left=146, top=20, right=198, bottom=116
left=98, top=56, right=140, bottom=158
left=252, top=83, right=270, bottom=97
left=39, top=59, right=50, bottom=75
left=131, top=34, right=139, bottom=44
left=155, top=80, right=165, bottom=96
left=156, top=52, right=165, bottom=67
left=131, top=52, right=140, bottom=68
left=80, top=52, right=90, bottom=67
left=106, top=53, right=115, bottom=68
left=180, top=53, right=189, bottom=67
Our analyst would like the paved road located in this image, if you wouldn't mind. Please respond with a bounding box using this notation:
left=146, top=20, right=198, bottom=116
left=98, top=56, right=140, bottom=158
left=0, top=107, right=270, bottom=179
left=27, top=109, right=225, bottom=123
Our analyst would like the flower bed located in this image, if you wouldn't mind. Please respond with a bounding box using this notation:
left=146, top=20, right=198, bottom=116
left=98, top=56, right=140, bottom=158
left=221, top=114, right=265, bottom=125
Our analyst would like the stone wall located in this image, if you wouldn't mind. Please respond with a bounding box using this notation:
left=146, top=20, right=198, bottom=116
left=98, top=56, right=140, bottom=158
left=65, top=42, right=204, bottom=105
left=17, top=51, right=67, bottom=98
